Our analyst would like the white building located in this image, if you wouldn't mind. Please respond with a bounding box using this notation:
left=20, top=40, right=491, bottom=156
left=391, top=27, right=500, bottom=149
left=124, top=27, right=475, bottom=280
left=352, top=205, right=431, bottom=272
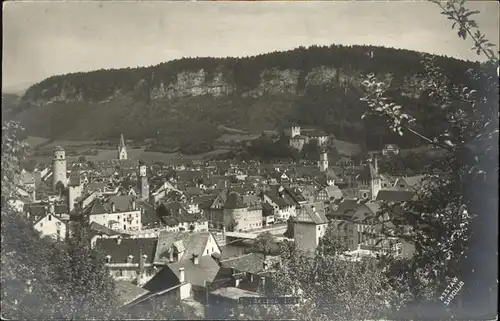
left=294, top=203, right=328, bottom=253
left=34, top=213, right=67, bottom=241
left=83, top=195, right=142, bottom=232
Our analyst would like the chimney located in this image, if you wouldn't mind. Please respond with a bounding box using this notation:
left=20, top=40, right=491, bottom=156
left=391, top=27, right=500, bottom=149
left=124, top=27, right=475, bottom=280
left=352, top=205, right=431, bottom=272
left=90, top=235, right=99, bottom=249
left=260, top=276, right=266, bottom=293
left=117, top=237, right=122, bottom=245
left=127, top=255, right=134, bottom=264
left=179, top=267, right=185, bottom=283
left=111, top=202, right=116, bottom=212
left=231, top=267, right=240, bottom=287
left=192, top=254, right=199, bottom=265
left=49, top=203, right=55, bottom=214
left=169, top=248, right=175, bottom=262
left=137, top=254, right=146, bottom=284
left=132, top=200, right=136, bottom=210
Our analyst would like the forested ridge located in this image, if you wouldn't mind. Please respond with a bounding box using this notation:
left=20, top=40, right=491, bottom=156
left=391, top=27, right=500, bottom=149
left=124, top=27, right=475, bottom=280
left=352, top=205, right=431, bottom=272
left=11, top=44, right=479, bottom=151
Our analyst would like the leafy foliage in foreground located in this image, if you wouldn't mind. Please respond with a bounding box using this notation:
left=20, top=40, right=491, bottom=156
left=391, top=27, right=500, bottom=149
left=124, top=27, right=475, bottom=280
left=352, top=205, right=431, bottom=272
left=359, top=0, right=498, bottom=317
left=1, top=120, right=186, bottom=320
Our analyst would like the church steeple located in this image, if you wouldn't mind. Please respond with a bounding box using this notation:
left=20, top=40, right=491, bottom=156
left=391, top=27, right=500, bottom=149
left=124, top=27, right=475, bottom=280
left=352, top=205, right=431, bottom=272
left=117, top=134, right=128, bottom=160
left=119, top=133, right=125, bottom=148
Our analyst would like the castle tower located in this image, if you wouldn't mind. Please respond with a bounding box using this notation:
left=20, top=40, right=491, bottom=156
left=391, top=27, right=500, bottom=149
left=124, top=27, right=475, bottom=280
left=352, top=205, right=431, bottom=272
left=52, top=146, right=67, bottom=190
left=319, top=149, right=328, bottom=172
left=117, top=133, right=128, bottom=160
left=138, top=165, right=149, bottom=201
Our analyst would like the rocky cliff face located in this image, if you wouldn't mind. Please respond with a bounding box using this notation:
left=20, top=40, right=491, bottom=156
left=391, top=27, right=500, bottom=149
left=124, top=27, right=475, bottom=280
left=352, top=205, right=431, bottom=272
left=21, top=65, right=422, bottom=106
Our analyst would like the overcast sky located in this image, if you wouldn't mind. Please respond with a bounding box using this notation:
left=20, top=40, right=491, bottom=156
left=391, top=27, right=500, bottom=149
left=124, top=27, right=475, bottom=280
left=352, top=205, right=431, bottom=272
left=2, top=1, right=499, bottom=92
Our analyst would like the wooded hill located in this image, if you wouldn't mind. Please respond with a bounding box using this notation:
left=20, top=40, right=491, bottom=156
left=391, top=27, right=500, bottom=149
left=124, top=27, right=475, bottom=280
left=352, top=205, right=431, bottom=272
left=9, top=44, right=479, bottom=151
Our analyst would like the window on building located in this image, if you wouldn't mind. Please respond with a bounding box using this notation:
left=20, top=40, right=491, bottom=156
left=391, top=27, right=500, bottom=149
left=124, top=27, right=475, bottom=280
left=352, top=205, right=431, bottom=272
left=123, top=224, right=126, bottom=230
left=48, top=215, right=52, bottom=221
left=206, top=249, right=209, bottom=254
left=400, top=184, right=405, bottom=188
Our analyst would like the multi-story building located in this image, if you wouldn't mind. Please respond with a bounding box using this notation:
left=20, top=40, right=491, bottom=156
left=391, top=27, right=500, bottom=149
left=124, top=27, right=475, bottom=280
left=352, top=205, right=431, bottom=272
left=83, top=195, right=142, bottom=232
left=294, top=203, right=329, bottom=253
left=208, top=189, right=263, bottom=231
left=94, top=236, right=157, bottom=286
left=261, top=186, right=298, bottom=222
left=33, top=208, right=67, bottom=241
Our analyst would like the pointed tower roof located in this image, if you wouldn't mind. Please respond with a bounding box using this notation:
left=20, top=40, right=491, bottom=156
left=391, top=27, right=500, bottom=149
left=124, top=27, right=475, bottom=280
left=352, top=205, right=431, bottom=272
left=119, top=133, right=126, bottom=147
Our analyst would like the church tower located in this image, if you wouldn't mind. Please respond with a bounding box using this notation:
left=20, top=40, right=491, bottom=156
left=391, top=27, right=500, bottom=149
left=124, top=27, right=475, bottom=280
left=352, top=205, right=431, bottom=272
left=118, top=134, right=128, bottom=160
left=319, top=149, right=328, bottom=172
left=370, top=155, right=381, bottom=200
left=52, top=146, right=67, bottom=190
left=138, top=165, right=149, bottom=201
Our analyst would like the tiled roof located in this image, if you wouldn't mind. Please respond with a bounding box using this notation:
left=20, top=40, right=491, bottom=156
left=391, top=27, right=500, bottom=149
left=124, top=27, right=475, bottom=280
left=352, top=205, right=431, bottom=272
left=210, top=287, right=259, bottom=300
left=84, top=198, right=108, bottom=215
left=242, top=194, right=261, bottom=210
left=94, top=237, right=157, bottom=264
left=224, top=192, right=246, bottom=209
left=264, top=189, right=288, bottom=208
left=89, top=221, right=124, bottom=237
left=115, top=281, right=150, bottom=307
left=185, top=186, right=202, bottom=196
left=296, top=203, right=328, bottom=224
left=168, top=255, right=221, bottom=287
left=153, top=231, right=212, bottom=265
left=104, top=195, right=138, bottom=212
left=401, top=175, right=427, bottom=188
left=54, top=204, right=69, bottom=214
left=262, top=203, right=274, bottom=217
left=376, top=189, right=415, bottom=202
left=220, top=253, right=268, bottom=274
left=68, top=175, right=81, bottom=187
left=326, top=199, right=359, bottom=220
left=285, top=187, right=306, bottom=203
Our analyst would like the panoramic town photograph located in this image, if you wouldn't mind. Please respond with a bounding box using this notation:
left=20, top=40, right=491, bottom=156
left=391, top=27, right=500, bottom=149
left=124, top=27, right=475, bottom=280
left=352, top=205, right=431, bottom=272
left=2, top=0, right=498, bottom=320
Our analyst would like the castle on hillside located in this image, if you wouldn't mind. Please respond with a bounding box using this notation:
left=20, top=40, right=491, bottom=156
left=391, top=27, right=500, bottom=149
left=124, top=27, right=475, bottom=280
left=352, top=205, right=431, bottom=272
left=117, top=133, right=128, bottom=160
left=285, top=126, right=329, bottom=151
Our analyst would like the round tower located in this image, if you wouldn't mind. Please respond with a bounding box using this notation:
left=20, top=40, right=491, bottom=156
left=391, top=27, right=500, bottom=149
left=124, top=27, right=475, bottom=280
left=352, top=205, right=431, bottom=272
left=52, top=146, right=67, bottom=189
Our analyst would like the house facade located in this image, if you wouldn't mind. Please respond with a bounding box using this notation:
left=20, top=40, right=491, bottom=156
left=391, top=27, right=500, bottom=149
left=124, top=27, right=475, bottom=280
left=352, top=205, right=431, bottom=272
left=33, top=213, right=67, bottom=241
left=294, top=203, right=329, bottom=253
left=84, top=196, right=142, bottom=232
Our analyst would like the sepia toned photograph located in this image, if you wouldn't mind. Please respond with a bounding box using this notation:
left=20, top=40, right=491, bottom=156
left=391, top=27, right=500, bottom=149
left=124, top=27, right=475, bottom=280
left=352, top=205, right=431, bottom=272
left=2, top=0, right=498, bottom=320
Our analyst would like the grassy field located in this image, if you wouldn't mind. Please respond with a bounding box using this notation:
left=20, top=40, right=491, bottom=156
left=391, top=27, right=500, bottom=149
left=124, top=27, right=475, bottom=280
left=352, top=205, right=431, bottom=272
left=26, top=142, right=231, bottom=164
left=216, top=133, right=261, bottom=143
left=332, top=139, right=362, bottom=157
